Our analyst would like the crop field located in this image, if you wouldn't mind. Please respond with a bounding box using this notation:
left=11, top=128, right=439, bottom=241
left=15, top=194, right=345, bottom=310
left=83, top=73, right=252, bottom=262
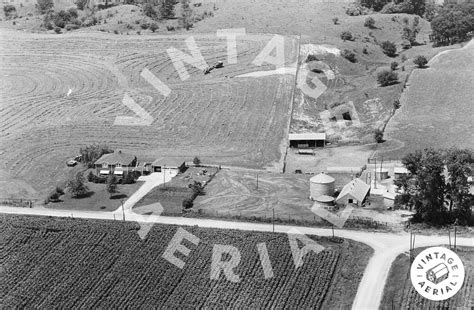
left=0, top=30, right=297, bottom=199
left=377, top=42, right=474, bottom=159
left=0, top=215, right=372, bottom=308
left=381, top=247, right=474, bottom=309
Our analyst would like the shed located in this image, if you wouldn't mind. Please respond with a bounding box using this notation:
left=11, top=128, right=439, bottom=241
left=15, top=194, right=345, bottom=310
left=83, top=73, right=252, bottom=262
left=394, top=167, right=409, bottom=180
left=289, top=133, right=326, bottom=148
left=314, top=195, right=335, bottom=207
left=152, top=157, right=186, bottom=173
left=335, top=178, right=370, bottom=206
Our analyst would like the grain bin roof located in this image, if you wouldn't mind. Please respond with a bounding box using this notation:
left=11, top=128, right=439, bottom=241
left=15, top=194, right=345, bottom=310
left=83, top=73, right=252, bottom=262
left=315, top=195, right=335, bottom=203
left=289, top=133, right=326, bottom=141
left=310, top=172, right=335, bottom=184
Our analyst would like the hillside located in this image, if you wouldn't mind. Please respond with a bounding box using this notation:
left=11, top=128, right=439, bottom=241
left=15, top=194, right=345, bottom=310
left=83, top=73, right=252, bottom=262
left=0, top=215, right=372, bottom=308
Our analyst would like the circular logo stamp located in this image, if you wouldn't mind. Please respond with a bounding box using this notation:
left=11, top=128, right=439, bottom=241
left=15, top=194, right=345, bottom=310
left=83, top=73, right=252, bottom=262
left=410, top=246, right=465, bottom=301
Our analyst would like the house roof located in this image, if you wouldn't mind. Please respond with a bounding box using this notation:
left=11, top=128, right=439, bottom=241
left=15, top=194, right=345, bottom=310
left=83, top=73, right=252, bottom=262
left=289, top=132, right=326, bottom=141
left=95, top=151, right=136, bottom=166
left=152, top=157, right=185, bottom=168
left=394, top=167, right=409, bottom=174
left=336, top=178, right=370, bottom=203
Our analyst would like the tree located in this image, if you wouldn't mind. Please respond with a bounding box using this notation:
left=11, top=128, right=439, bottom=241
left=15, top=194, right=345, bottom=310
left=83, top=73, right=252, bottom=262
left=179, top=0, right=193, bottom=30
left=143, top=3, right=157, bottom=19
left=340, top=31, right=354, bottom=41
left=188, top=181, right=205, bottom=196
left=106, top=175, right=117, bottom=198
left=374, top=129, right=384, bottom=143
left=401, top=16, right=420, bottom=46
left=444, top=148, right=473, bottom=224
left=380, top=40, right=397, bottom=57
left=182, top=198, right=193, bottom=209
left=159, top=0, right=176, bottom=19
left=67, top=172, right=89, bottom=198
left=332, top=17, right=339, bottom=25
left=193, top=156, right=201, bottom=166
left=431, top=3, right=474, bottom=45
left=390, top=61, right=398, bottom=70
left=408, top=0, right=426, bottom=17
left=74, top=0, right=88, bottom=10
left=341, top=49, right=356, bottom=63
left=36, top=0, right=54, bottom=14
left=79, top=144, right=113, bottom=168
left=3, top=5, right=16, bottom=19
left=376, top=68, right=398, bottom=86
left=364, top=16, right=375, bottom=28
left=413, top=55, right=428, bottom=68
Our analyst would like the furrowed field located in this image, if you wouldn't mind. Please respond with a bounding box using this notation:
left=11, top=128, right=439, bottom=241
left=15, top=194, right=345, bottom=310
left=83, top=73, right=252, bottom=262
left=0, top=30, right=297, bottom=198
left=0, top=215, right=372, bottom=308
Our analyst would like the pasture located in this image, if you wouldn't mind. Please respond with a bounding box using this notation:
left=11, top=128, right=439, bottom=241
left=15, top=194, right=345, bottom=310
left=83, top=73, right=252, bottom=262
left=0, top=30, right=297, bottom=199
left=377, top=42, right=474, bottom=159
left=0, top=215, right=372, bottom=309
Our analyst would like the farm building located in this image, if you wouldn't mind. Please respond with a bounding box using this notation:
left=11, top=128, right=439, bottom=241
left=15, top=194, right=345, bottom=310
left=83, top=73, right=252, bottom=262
left=335, top=178, right=370, bottom=207
left=151, top=157, right=186, bottom=173
left=94, top=151, right=137, bottom=177
left=289, top=133, right=326, bottom=148
left=310, top=172, right=335, bottom=200
left=394, top=167, right=409, bottom=180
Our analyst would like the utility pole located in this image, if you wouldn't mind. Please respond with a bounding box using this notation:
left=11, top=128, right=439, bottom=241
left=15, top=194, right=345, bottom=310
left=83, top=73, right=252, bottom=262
left=121, top=200, right=125, bottom=221
left=374, top=158, right=377, bottom=189
left=272, top=207, right=275, bottom=233
left=256, top=173, right=259, bottom=190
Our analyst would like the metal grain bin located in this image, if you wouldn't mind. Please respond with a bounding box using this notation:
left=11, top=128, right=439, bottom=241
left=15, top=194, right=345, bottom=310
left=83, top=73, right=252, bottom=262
left=310, top=172, right=335, bottom=199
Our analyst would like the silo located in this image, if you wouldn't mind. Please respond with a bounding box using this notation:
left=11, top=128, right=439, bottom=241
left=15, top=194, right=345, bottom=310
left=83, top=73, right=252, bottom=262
left=310, top=172, right=335, bottom=199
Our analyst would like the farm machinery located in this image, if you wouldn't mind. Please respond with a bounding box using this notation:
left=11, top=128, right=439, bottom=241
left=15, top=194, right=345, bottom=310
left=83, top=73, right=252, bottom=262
left=203, top=61, right=224, bottom=74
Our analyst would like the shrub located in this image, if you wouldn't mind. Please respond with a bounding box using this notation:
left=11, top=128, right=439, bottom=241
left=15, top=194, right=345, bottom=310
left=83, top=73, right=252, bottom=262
left=362, top=47, right=368, bottom=54
left=413, top=55, right=428, bottom=68
left=340, top=31, right=354, bottom=41
left=149, top=22, right=158, bottom=32
left=390, top=61, right=398, bottom=70
left=374, top=129, right=384, bottom=143
left=377, top=68, right=398, bottom=86
left=143, top=3, right=157, bottom=19
left=401, top=54, right=407, bottom=62
left=106, top=175, right=117, bottom=197
left=380, top=2, right=414, bottom=14
left=166, top=25, right=175, bottom=31
left=3, top=5, right=16, bottom=19
left=65, top=23, right=79, bottom=31
left=122, top=172, right=136, bottom=184
left=193, top=156, right=201, bottom=166
left=364, top=16, right=375, bottom=28
left=140, top=22, right=149, bottom=29
left=136, top=30, right=141, bottom=35
left=345, top=4, right=371, bottom=16
left=341, top=49, right=356, bottom=63
left=332, top=17, right=339, bottom=24
left=401, top=39, right=411, bottom=50
left=36, top=0, right=54, bottom=14
left=113, top=29, right=119, bottom=34
left=393, top=99, right=401, bottom=110
left=54, top=27, right=61, bottom=33
left=56, top=186, right=64, bottom=195
left=380, top=40, right=397, bottom=57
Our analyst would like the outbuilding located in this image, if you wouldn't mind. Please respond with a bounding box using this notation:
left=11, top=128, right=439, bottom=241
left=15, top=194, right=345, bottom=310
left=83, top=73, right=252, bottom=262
left=151, top=157, right=186, bottom=173
left=394, top=167, right=409, bottom=180
left=289, top=133, right=326, bottom=148
left=335, top=178, right=370, bottom=207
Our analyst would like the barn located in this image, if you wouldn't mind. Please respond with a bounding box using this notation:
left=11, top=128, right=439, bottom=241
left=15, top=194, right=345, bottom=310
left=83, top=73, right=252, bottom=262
left=151, top=157, right=186, bottom=173
left=335, top=178, right=370, bottom=207
left=289, top=133, right=326, bottom=148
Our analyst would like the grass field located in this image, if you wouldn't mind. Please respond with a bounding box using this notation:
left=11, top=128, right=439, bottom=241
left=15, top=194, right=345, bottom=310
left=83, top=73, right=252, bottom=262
left=0, top=215, right=372, bottom=308
left=377, top=42, right=474, bottom=159
left=0, top=29, right=297, bottom=199
left=381, top=246, right=474, bottom=309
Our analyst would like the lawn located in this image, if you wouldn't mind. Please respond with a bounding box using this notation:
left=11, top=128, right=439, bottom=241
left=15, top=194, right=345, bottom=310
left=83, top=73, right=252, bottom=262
left=1, top=214, right=373, bottom=308
left=381, top=246, right=474, bottom=309
left=46, top=181, right=143, bottom=212
left=134, top=166, right=218, bottom=215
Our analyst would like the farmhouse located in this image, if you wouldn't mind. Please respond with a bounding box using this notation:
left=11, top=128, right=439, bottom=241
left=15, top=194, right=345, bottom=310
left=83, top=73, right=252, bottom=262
left=94, top=151, right=137, bottom=177
left=152, top=157, right=186, bottom=173
left=336, top=178, right=370, bottom=207
left=289, top=133, right=326, bottom=148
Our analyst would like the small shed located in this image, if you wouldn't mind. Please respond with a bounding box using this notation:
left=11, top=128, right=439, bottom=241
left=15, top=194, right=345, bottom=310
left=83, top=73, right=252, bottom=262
left=152, top=157, right=186, bottom=173
left=394, top=167, right=409, bottom=180
left=289, top=133, right=326, bottom=148
left=335, top=178, right=370, bottom=207
left=314, top=195, right=335, bottom=207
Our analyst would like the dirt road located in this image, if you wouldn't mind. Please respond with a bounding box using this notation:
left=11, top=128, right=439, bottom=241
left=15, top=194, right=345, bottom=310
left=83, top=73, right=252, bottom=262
left=0, top=206, right=471, bottom=309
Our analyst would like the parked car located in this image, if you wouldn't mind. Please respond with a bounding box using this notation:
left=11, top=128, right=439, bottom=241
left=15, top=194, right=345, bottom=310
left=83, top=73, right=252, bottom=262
left=66, top=159, right=78, bottom=167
